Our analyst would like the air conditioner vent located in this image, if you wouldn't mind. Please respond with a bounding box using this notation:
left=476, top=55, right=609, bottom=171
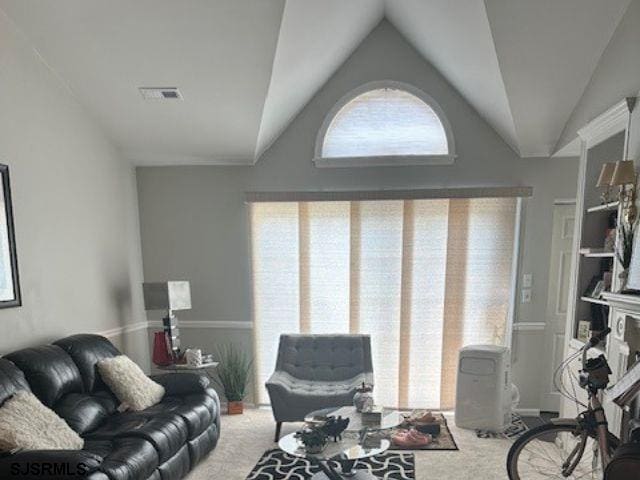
left=139, top=87, right=183, bottom=100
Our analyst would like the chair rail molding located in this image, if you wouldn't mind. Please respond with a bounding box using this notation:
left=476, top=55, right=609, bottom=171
left=147, top=320, right=253, bottom=329
left=99, top=320, right=150, bottom=338
left=512, top=322, right=546, bottom=331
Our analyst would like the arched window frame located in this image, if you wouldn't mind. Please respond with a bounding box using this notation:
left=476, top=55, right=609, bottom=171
left=314, top=80, right=456, bottom=168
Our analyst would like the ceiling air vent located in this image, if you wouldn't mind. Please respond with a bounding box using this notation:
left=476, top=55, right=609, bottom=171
left=139, top=87, right=183, bottom=100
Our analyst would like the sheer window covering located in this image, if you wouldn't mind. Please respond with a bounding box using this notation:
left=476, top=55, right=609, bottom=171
left=321, top=88, right=449, bottom=158
left=251, top=198, right=518, bottom=409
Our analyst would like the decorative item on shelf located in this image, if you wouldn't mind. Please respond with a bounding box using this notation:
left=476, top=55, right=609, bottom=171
left=185, top=348, right=203, bottom=368
left=610, top=160, right=638, bottom=224
left=616, top=219, right=636, bottom=291
left=362, top=405, right=384, bottom=426
left=596, top=162, right=617, bottom=204
left=152, top=331, right=174, bottom=367
left=294, top=425, right=328, bottom=454
left=213, top=344, right=252, bottom=415
left=320, top=415, right=350, bottom=442
left=583, top=276, right=605, bottom=299
left=143, top=281, right=192, bottom=360
left=577, top=320, right=591, bottom=343
left=353, top=382, right=374, bottom=412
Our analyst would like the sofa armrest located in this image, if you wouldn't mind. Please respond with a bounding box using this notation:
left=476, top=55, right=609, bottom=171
left=150, top=372, right=210, bottom=396
left=0, top=450, right=103, bottom=480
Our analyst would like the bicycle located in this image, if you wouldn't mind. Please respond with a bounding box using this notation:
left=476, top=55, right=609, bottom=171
left=507, top=327, right=622, bottom=479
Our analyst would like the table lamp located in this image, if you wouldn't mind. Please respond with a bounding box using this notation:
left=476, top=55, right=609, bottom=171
left=596, top=162, right=616, bottom=204
left=143, top=281, right=191, bottom=357
left=610, top=160, right=637, bottom=223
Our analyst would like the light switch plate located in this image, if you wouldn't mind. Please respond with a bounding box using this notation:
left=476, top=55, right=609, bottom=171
left=522, top=273, right=533, bottom=288
left=521, top=289, right=532, bottom=303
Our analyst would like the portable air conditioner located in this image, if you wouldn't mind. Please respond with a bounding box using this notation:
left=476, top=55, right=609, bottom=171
left=455, top=344, right=512, bottom=431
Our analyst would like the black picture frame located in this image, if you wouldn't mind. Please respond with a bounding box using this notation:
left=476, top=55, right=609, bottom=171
left=0, top=164, right=21, bottom=308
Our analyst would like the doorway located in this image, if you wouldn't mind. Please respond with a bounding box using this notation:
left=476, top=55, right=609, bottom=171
left=540, top=201, right=576, bottom=412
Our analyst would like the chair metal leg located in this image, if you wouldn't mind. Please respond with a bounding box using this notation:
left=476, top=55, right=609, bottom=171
left=275, top=421, right=283, bottom=442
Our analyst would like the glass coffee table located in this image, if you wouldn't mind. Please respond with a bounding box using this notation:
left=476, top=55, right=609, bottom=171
left=278, top=406, right=403, bottom=480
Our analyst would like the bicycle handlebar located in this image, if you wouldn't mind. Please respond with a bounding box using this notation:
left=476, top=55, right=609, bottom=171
left=587, top=327, right=611, bottom=348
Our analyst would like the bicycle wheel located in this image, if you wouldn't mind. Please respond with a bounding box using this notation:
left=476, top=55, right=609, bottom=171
left=507, top=422, right=617, bottom=479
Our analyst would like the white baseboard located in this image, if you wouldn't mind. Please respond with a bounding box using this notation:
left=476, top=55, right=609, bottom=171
left=515, top=408, right=541, bottom=417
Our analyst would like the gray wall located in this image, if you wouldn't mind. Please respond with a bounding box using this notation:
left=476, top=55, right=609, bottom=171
left=137, top=21, right=579, bottom=408
left=0, top=11, right=149, bottom=367
left=558, top=0, right=640, bottom=152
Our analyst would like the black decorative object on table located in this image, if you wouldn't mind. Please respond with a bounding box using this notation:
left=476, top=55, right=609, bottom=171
left=321, top=415, right=350, bottom=442
left=295, top=425, right=328, bottom=454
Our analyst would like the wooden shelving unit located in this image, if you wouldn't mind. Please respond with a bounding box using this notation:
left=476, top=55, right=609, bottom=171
left=561, top=97, right=636, bottom=436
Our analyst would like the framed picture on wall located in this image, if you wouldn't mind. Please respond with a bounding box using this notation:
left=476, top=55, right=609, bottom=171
left=0, top=164, right=21, bottom=308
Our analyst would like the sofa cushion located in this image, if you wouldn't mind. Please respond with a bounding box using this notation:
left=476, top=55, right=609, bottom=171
left=137, top=393, right=216, bottom=440
left=85, top=413, right=188, bottom=464
left=0, top=358, right=30, bottom=406
left=187, top=423, right=218, bottom=467
left=157, top=445, right=190, bottom=480
left=97, top=355, right=165, bottom=411
left=54, top=390, right=118, bottom=434
left=84, top=437, right=159, bottom=480
left=55, top=334, right=121, bottom=393
left=6, top=345, right=83, bottom=407
left=0, top=391, right=84, bottom=451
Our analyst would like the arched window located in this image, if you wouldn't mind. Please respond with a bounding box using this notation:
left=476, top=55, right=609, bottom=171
left=314, top=81, right=455, bottom=167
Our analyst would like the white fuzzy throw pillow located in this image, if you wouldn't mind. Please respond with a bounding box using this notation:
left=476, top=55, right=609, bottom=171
left=0, top=391, right=84, bottom=452
left=98, top=355, right=165, bottom=411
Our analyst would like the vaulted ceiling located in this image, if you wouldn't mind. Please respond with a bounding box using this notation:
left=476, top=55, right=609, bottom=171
left=0, top=0, right=633, bottom=164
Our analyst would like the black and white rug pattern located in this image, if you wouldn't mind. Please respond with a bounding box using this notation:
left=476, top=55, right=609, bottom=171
left=246, top=449, right=415, bottom=480
left=475, top=413, right=529, bottom=439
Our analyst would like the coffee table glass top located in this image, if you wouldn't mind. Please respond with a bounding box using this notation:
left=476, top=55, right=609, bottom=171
left=278, top=433, right=390, bottom=462
left=304, top=406, right=404, bottom=432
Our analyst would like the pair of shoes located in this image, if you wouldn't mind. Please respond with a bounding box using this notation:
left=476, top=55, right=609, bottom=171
left=391, top=428, right=432, bottom=448
left=404, top=410, right=436, bottom=426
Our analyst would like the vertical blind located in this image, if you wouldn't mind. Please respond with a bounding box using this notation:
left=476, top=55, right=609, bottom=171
left=251, top=197, right=517, bottom=409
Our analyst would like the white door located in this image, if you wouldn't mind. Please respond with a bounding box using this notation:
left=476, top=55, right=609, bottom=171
left=540, top=203, right=576, bottom=412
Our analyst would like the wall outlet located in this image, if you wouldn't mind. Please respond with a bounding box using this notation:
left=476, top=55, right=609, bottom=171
left=522, top=273, right=533, bottom=288
left=521, top=289, right=532, bottom=303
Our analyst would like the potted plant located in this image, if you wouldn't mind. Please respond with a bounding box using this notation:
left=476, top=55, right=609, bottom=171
left=616, top=219, right=636, bottom=290
left=294, top=426, right=327, bottom=454
left=214, top=344, right=252, bottom=415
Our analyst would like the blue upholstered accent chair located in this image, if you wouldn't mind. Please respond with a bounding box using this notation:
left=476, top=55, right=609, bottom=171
left=266, top=334, right=374, bottom=441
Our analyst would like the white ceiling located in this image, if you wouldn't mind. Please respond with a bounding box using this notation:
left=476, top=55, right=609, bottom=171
left=0, top=0, right=634, bottom=164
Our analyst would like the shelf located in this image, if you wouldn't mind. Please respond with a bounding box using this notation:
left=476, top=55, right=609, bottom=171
left=586, top=201, right=619, bottom=213
left=579, top=248, right=615, bottom=258
left=580, top=296, right=609, bottom=306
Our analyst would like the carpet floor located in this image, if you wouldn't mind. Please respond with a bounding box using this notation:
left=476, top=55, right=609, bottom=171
left=187, top=408, right=513, bottom=480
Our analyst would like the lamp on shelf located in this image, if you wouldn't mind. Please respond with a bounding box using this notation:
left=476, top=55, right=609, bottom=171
left=143, top=281, right=191, bottom=359
left=596, top=162, right=616, bottom=204
left=610, top=160, right=637, bottom=223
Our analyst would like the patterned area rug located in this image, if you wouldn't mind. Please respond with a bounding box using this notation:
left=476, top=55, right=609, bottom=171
left=369, top=412, right=458, bottom=451
left=475, top=413, right=529, bottom=439
left=247, top=449, right=415, bottom=480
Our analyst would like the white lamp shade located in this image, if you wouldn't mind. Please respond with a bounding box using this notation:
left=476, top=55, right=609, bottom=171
left=596, top=162, right=616, bottom=187
left=143, top=281, right=191, bottom=311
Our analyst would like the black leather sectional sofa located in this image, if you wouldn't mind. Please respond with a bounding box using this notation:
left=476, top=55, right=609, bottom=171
left=0, top=334, right=221, bottom=480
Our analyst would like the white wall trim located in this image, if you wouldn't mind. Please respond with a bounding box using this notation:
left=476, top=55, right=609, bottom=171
left=577, top=97, right=636, bottom=148
left=512, top=322, right=546, bottom=331
left=98, top=321, right=149, bottom=338
left=147, top=320, right=253, bottom=330
left=515, top=408, right=541, bottom=416
left=313, top=80, right=456, bottom=167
